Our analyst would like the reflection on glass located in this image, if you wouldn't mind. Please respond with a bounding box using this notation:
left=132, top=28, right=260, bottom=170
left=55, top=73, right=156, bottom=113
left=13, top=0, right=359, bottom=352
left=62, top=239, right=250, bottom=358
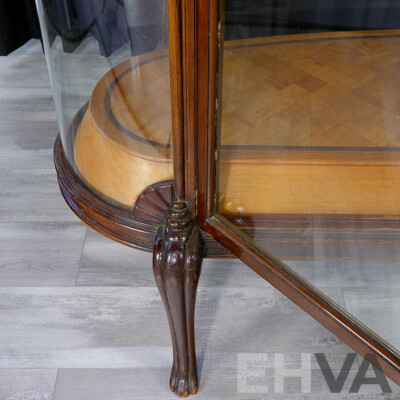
left=36, top=0, right=173, bottom=208
left=217, top=1, right=400, bottom=351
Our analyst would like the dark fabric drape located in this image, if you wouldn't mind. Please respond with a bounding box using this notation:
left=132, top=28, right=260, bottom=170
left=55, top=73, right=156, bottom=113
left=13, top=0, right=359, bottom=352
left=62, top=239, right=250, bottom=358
left=224, top=0, right=400, bottom=40
left=41, top=0, right=163, bottom=57
left=0, top=0, right=41, bottom=55
left=42, top=0, right=130, bottom=56
left=0, top=0, right=163, bottom=57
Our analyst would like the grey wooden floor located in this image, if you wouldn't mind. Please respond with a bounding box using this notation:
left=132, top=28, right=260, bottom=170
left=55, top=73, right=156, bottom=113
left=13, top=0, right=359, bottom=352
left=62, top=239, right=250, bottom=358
left=0, top=40, right=399, bottom=400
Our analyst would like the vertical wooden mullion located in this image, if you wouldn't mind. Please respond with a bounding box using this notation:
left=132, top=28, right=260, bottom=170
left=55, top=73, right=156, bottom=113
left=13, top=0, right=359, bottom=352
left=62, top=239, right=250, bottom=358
left=196, top=0, right=220, bottom=227
left=169, top=0, right=220, bottom=221
left=168, top=0, right=185, bottom=201
left=182, top=0, right=197, bottom=218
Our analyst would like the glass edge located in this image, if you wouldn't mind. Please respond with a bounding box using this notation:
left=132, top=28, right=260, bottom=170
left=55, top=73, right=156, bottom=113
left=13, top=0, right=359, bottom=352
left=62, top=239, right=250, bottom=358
left=209, top=212, right=400, bottom=368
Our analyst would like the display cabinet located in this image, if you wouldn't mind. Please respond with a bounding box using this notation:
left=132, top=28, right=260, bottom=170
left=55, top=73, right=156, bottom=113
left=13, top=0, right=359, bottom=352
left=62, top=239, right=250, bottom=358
left=37, top=0, right=400, bottom=397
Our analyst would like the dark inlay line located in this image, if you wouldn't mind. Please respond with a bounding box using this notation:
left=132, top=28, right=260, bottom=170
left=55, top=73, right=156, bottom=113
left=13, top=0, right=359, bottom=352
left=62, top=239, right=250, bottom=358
left=104, top=55, right=171, bottom=149
left=221, top=145, right=400, bottom=152
left=104, top=33, right=400, bottom=152
left=225, top=33, right=400, bottom=50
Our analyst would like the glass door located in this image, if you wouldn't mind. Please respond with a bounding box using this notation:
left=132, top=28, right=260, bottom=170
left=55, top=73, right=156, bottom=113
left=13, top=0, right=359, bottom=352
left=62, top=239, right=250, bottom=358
left=202, top=0, right=400, bottom=384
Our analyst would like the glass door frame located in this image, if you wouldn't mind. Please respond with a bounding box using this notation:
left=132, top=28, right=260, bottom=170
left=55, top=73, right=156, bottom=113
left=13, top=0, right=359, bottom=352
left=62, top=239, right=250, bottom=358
left=170, top=0, right=400, bottom=385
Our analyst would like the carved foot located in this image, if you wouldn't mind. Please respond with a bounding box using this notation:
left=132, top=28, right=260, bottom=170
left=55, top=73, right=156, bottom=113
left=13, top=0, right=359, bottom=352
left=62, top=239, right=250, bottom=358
left=153, top=202, right=204, bottom=397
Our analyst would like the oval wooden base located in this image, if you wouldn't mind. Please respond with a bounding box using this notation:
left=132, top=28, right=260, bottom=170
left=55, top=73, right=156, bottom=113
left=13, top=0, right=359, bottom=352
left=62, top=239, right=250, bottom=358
left=74, top=31, right=400, bottom=215
left=55, top=134, right=400, bottom=261
left=54, top=135, right=228, bottom=257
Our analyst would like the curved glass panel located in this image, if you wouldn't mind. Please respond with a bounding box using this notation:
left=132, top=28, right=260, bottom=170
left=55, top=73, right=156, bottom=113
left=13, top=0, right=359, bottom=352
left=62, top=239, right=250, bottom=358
left=36, top=0, right=172, bottom=208
left=217, top=1, right=400, bottom=353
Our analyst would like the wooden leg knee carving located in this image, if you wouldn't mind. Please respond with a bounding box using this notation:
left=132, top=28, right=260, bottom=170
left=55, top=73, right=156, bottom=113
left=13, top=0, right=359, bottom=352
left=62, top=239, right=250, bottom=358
left=153, top=201, right=204, bottom=398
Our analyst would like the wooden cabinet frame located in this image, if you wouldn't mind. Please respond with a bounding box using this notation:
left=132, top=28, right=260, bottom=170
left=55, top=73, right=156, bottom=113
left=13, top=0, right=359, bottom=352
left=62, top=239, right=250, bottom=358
left=53, top=0, right=400, bottom=396
left=174, top=0, right=400, bottom=392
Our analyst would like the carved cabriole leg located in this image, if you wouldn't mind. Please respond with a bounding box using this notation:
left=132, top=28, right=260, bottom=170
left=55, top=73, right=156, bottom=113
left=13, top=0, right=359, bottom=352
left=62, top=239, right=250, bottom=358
left=153, top=201, right=204, bottom=398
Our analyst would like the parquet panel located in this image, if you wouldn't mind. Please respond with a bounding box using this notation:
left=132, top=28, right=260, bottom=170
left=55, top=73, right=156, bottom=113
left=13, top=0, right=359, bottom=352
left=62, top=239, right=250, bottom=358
left=221, top=31, right=400, bottom=148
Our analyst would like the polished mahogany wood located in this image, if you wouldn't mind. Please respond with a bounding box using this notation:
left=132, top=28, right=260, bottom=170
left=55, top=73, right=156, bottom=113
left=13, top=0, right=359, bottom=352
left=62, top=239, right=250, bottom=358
left=168, top=0, right=185, bottom=202
left=132, top=180, right=175, bottom=223
left=153, top=202, right=204, bottom=398
left=197, top=0, right=221, bottom=224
